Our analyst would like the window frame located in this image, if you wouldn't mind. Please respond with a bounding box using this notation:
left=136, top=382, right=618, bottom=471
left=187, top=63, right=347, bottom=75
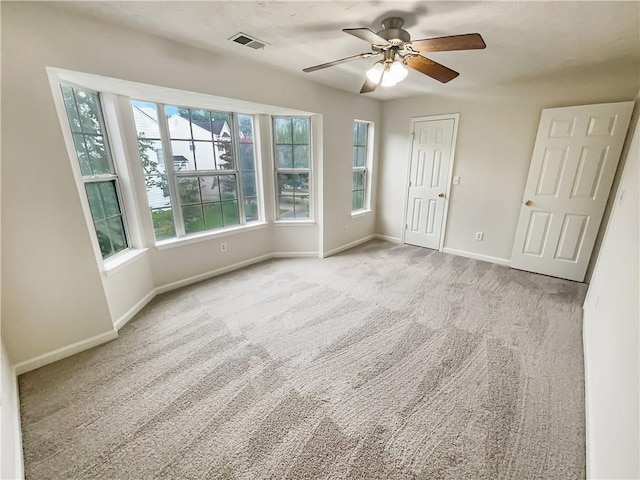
left=272, top=116, right=313, bottom=222
left=60, top=83, right=132, bottom=260
left=132, top=101, right=261, bottom=241
left=352, top=120, right=373, bottom=214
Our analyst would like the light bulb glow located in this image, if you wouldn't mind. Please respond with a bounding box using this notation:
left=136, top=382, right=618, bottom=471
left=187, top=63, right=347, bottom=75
left=366, top=62, right=385, bottom=83
left=366, top=60, right=408, bottom=87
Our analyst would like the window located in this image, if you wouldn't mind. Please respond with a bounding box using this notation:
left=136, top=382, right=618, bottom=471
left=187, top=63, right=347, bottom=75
left=273, top=117, right=311, bottom=220
left=61, top=85, right=129, bottom=259
left=131, top=102, right=259, bottom=240
left=352, top=121, right=370, bottom=212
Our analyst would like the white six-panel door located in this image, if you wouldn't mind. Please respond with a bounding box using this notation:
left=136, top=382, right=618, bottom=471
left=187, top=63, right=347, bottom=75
left=404, top=118, right=455, bottom=250
left=510, top=102, right=634, bottom=282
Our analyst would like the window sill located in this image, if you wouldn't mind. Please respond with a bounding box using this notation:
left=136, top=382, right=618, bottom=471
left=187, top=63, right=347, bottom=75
left=351, top=209, right=373, bottom=218
left=103, top=248, right=149, bottom=277
left=273, top=220, right=316, bottom=227
left=155, top=222, right=268, bottom=251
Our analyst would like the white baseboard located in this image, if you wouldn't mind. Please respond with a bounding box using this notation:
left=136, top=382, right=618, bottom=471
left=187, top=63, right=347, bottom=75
left=14, top=329, right=119, bottom=376
left=156, top=253, right=274, bottom=294
left=322, top=235, right=375, bottom=258
left=114, top=289, right=157, bottom=331
left=271, top=251, right=319, bottom=258
left=11, top=368, right=25, bottom=480
left=373, top=234, right=402, bottom=244
left=442, top=247, right=511, bottom=267
left=582, top=305, right=595, bottom=480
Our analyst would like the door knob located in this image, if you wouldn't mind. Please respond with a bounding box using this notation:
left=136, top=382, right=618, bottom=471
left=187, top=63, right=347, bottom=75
left=524, top=200, right=533, bottom=206
left=438, top=193, right=445, bottom=198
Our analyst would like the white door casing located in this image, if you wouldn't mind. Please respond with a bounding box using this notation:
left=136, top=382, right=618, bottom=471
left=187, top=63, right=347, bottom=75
left=510, top=101, right=634, bottom=282
left=404, top=117, right=456, bottom=250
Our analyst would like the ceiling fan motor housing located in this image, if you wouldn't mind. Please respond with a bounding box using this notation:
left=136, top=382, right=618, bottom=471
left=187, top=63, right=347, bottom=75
left=378, top=17, right=410, bottom=45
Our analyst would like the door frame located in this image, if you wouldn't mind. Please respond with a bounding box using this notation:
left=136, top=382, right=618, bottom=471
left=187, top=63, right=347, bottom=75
left=401, top=113, right=460, bottom=251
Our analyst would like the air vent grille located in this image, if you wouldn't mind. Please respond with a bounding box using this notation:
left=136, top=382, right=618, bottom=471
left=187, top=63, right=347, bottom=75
left=229, top=33, right=268, bottom=50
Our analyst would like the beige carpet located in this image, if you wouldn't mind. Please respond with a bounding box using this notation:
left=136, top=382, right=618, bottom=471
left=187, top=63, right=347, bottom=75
left=19, top=240, right=587, bottom=479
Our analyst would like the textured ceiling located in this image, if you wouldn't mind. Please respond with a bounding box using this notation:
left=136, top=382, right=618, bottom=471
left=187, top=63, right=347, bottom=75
left=52, top=1, right=640, bottom=100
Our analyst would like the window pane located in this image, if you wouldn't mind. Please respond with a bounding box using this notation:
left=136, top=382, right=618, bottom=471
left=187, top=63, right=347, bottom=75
left=352, top=191, right=364, bottom=210
left=293, top=145, right=309, bottom=168
left=353, top=171, right=365, bottom=191
left=277, top=173, right=295, bottom=197
left=182, top=204, right=205, bottom=234
left=131, top=101, right=161, bottom=138
left=166, top=107, right=192, bottom=139
left=200, top=176, right=221, bottom=203
left=85, top=183, right=105, bottom=221
left=295, top=195, right=310, bottom=218
left=238, top=114, right=254, bottom=145
left=274, top=118, right=292, bottom=144
left=222, top=201, right=240, bottom=227
left=294, top=173, right=310, bottom=195
left=239, top=142, right=255, bottom=171
left=94, top=219, right=113, bottom=258
left=354, top=146, right=366, bottom=167
left=203, top=203, right=223, bottom=230
left=178, top=177, right=201, bottom=205
left=193, top=141, right=217, bottom=170
left=61, top=86, right=81, bottom=133
left=151, top=208, right=176, bottom=240
left=242, top=173, right=256, bottom=197
left=74, top=89, right=102, bottom=134
left=356, top=122, right=367, bottom=146
left=171, top=141, right=196, bottom=169
left=219, top=175, right=237, bottom=200
left=138, top=139, right=167, bottom=173
left=190, top=109, right=212, bottom=140
left=278, top=196, right=295, bottom=219
left=292, top=118, right=309, bottom=144
left=72, top=134, right=92, bottom=176
left=212, top=112, right=233, bottom=141
left=244, top=197, right=258, bottom=222
left=107, top=216, right=127, bottom=254
left=146, top=174, right=171, bottom=206
left=277, top=145, right=293, bottom=168
left=85, top=135, right=111, bottom=175
left=99, top=181, right=120, bottom=217
left=214, top=141, right=234, bottom=170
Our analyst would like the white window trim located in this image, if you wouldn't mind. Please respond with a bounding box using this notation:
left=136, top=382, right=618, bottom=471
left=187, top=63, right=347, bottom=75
left=47, top=67, right=317, bottom=259
left=272, top=116, right=313, bottom=222
left=49, top=76, right=137, bottom=271
left=352, top=120, right=375, bottom=215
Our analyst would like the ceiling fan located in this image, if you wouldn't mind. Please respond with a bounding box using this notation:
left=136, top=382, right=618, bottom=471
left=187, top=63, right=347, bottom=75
left=303, top=17, right=486, bottom=93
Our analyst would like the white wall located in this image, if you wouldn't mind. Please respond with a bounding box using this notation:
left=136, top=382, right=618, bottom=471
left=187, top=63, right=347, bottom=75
left=583, top=109, right=639, bottom=479
left=376, top=75, right=639, bottom=260
left=1, top=342, right=23, bottom=480
left=1, top=2, right=380, bottom=367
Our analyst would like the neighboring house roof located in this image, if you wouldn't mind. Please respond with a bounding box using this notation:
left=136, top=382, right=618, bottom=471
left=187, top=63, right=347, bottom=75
left=192, top=119, right=230, bottom=137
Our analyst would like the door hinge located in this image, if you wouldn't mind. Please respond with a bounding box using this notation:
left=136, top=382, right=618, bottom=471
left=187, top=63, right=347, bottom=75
left=408, top=180, right=412, bottom=187
left=405, top=224, right=408, bottom=230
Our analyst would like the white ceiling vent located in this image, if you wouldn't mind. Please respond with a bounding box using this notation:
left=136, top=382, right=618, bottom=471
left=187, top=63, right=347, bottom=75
left=229, top=33, right=268, bottom=50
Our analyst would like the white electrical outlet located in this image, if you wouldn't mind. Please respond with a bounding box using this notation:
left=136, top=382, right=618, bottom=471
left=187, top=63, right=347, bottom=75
left=220, top=242, right=227, bottom=252
left=453, top=176, right=460, bottom=185
left=475, top=232, right=484, bottom=241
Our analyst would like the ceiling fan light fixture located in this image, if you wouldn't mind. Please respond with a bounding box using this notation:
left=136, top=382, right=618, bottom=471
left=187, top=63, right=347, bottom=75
left=367, top=60, right=408, bottom=87
left=387, top=60, right=408, bottom=83
left=365, top=61, right=385, bottom=83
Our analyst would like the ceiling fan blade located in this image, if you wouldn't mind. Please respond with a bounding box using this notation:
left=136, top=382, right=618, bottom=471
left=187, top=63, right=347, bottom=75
left=360, top=78, right=378, bottom=94
left=303, top=52, right=375, bottom=72
left=405, top=55, right=459, bottom=83
left=343, top=28, right=390, bottom=46
left=409, top=33, right=486, bottom=53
